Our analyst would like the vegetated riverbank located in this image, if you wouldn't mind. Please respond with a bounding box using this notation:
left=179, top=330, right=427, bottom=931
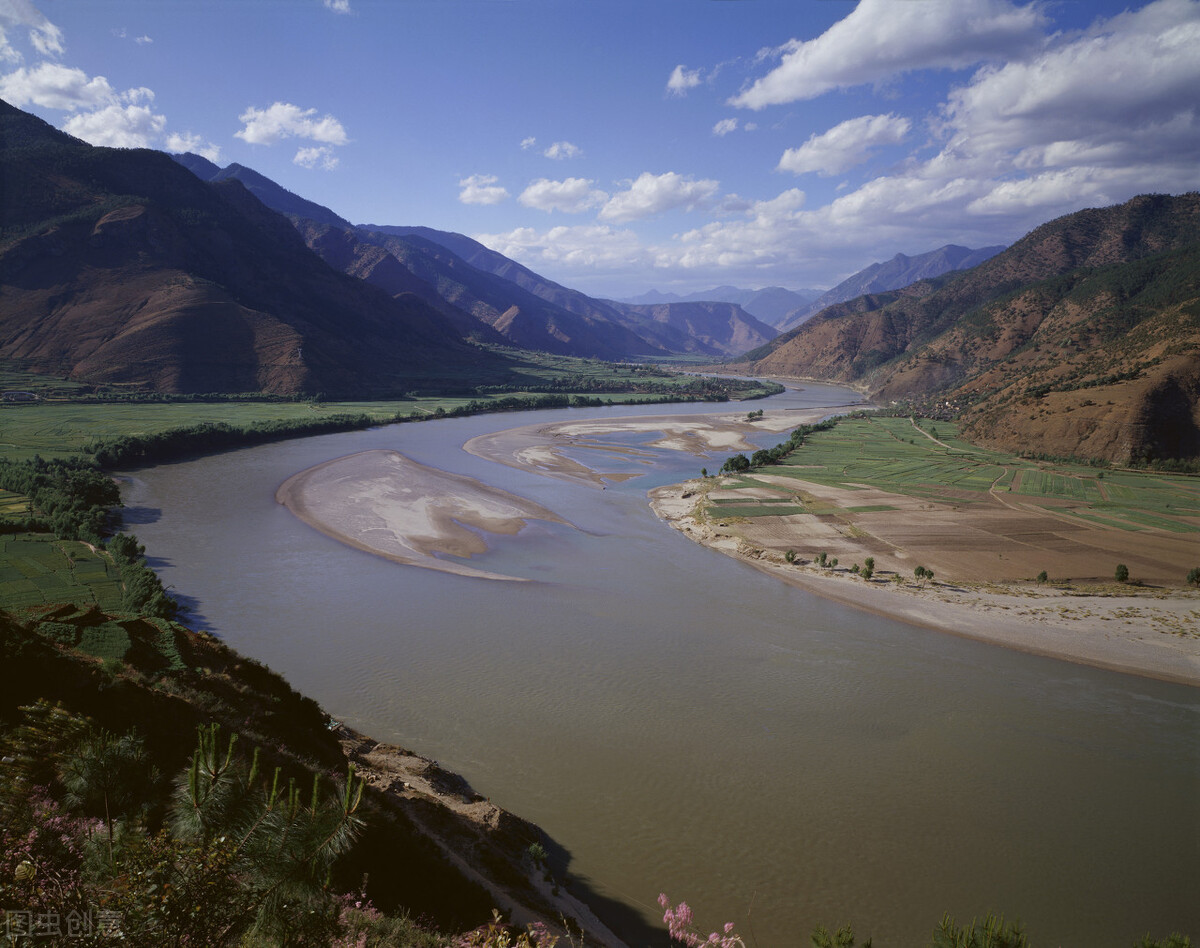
left=644, top=412, right=1200, bottom=687
left=445, top=404, right=1199, bottom=685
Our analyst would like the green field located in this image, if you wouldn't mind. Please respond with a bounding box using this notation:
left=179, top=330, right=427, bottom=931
left=0, top=533, right=125, bottom=612
left=718, top=415, right=1200, bottom=533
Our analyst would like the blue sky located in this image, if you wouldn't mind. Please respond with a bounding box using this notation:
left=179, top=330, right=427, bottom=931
left=2, top=0, right=1199, bottom=297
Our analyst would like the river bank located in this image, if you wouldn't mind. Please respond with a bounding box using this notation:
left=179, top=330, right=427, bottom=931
left=649, top=476, right=1200, bottom=687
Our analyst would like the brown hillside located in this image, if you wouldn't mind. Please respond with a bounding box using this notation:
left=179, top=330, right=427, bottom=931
left=0, top=100, right=495, bottom=396
left=738, top=194, right=1200, bottom=463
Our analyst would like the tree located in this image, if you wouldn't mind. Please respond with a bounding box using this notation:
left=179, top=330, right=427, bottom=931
left=171, top=724, right=365, bottom=944
left=59, top=729, right=160, bottom=864
left=1036, top=570, right=1048, bottom=584
left=1187, top=567, right=1199, bottom=586
left=861, top=557, right=875, bottom=580
left=1115, top=563, right=1130, bottom=583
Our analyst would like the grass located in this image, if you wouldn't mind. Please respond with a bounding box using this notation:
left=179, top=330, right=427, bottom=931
left=709, top=415, right=1200, bottom=533
left=0, top=534, right=125, bottom=612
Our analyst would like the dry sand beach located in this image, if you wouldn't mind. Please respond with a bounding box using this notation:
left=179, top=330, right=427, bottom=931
left=277, top=411, right=1199, bottom=684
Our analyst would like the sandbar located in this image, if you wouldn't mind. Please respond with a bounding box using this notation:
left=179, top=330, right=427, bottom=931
left=464, top=408, right=850, bottom=487
left=276, top=449, right=571, bottom=581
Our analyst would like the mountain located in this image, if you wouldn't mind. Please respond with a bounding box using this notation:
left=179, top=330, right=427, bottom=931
left=618, top=285, right=821, bottom=325
left=775, top=244, right=1006, bottom=332
left=603, top=300, right=778, bottom=358
left=0, top=101, right=495, bottom=396
left=321, top=225, right=662, bottom=359
left=361, top=224, right=645, bottom=333
left=733, top=193, right=1200, bottom=464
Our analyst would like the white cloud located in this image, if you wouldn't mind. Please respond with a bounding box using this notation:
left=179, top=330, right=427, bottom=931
left=236, top=101, right=349, bottom=146
left=294, top=145, right=339, bottom=170
left=778, top=113, right=912, bottom=176
left=0, top=0, right=64, bottom=61
left=61, top=101, right=166, bottom=148
left=941, top=0, right=1200, bottom=161
left=712, top=118, right=738, bottom=137
left=135, top=35, right=153, bottom=45
left=543, top=140, right=582, bottom=160
left=324, top=0, right=352, bottom=13
left=474, top=224, right=647, bottom=272
left=459, top=173, right=510, bottom=205
left=730, top=0, right=1046, bottom=109
left=165, top=131, right=222, bottom=163
left=666, top=64, right=702, bottom=96
left=520, top=136, right=536, bottom=150
left=599, top=171, right=720, bottom=222
left=519, top=177, right=608, bottom=214
left=0, top=61, right=113, bottom=110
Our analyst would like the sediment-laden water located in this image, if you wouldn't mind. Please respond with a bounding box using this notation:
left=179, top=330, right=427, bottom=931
left=121, top=384, right=1199, bottom=947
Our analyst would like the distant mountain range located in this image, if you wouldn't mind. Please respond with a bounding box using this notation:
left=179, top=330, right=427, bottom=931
left=772, top=244, right=1006, bottom=332
left=618, top=286, right=821, bottom=326
left=3, top=97, right=1196, bottom=464
left=732, top=193, right=1200, bottom=464
left=170, top=161, right=779, bottom=361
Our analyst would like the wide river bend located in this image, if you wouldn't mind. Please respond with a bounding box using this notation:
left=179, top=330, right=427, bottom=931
left=121, top=383, right=1199, bottom=947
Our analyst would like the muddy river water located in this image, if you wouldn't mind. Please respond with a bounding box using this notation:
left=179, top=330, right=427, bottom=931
left=120, top=383, right=1198, bottom=946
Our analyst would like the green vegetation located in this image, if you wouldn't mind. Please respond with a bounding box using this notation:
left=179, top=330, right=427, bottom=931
left=711, top=414, right=1200, bottom=538
left=1, top=357, right=779, bottom=464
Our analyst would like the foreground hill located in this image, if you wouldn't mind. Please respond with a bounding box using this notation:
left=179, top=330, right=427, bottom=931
left=734, top=194, right=1200, bottom=464
left=0, top=101, right=498, bottom=396
left=774, top=244, right=1006, bottom=332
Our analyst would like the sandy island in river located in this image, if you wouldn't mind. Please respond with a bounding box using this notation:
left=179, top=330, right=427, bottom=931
left=276, top=449, right=571, bottom=581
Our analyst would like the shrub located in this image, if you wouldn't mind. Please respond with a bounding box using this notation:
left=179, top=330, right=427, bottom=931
left=1115, top=563, right=1130, bottom=583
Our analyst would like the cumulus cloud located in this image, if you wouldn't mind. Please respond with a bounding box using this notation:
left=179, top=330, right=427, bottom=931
left=519, top=177, right=608, bottom=214
left=778, top=113, right=912, bottom=176
left=712, top=118, right=739, bottom=137
left=941, top=0, right=1200, bottom=163
left=324, top=0, right=352, bottom=12
left=165, top=131, right=222, bottom=162
left=666, top=64, right=702, bottom=96
left=61, top=101, right=166, bottom=147
left=543, top=140, right=582, bottom=160
left=474, top=224, right=647, bottom=272
left=134, top=35, right=152, bottom=45
left=0, top=61, right=113, bottom=110
left=599, top=171, right=720, bottom=222
left=730, top=0, right=1046, bottom=109
left=520, top=136, right=537, bottom=150
left=236, top=101, right=348, bottom=146
left=459, top=173, right=510, bottom=206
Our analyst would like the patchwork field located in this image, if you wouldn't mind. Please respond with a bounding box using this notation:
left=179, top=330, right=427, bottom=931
left=698, top=415, right=1200, bottom=589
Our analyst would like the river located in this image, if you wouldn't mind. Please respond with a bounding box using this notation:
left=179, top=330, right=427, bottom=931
left=120, top=383, right=1199, bottom=947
